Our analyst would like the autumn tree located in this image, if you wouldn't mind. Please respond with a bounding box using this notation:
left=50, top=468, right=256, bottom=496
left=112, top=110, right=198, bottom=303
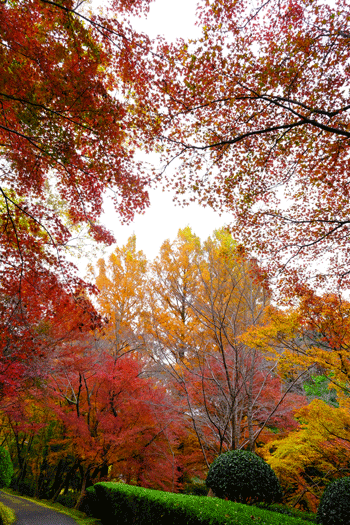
left=243, top=289, right=350, bottom=404
left=145, top=227, right=202, bottom=363
left=0, top=272, right=101, bottom=399
left=0, top=287, right=103, bottom=494
left=174, top=230, right=305, bottom=456
left=93, top=236, right=148, bottom=358
left=144, top=228, right=306, bottom=466
left=48, top=345, right=185, bottom=505
left=0, top=339, right=185, bottom=504
left=263, top=399, right=350, bottom=511
left=1, top=0, right=153, bottom=233
left=142, top=0, right=350, bottom=292
left=0, top=0, right=157, bottom=383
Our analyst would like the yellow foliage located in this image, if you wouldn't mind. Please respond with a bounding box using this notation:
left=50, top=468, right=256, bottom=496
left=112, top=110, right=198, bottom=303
left=263, top=399, right=350, bottom=511
left=242, top=291, right=350, bottom=401
left=93, top=235, right=148, bottom=357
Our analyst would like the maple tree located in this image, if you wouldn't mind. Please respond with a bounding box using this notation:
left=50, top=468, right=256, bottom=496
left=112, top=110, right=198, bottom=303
left=0, top=270, right=101, bottom=399
left=0, top=341, right=185, bottom=504
left=0, top=286, right=105, bottom=494
left=142, top=0, right=350, bottom=292
left=48, top=346, right=183, bottom=506
left=0, top=0, right=157, bottom=384
left=1, top=0, right=152, bottom=229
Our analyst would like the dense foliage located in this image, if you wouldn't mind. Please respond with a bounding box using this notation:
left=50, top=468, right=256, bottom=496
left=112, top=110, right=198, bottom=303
left=206, top=450, right=282, bottom=505
left=145, top=0, right=350, bottom=294
left=317, top=477, right=350, bottom=525
left=0, top=447, right=13, bottom=488
left=0, top=0, right=153, bottom=393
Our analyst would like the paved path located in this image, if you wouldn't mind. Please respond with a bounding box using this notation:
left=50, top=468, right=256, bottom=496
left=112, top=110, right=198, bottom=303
left=0, top=491, right=80, bottom=525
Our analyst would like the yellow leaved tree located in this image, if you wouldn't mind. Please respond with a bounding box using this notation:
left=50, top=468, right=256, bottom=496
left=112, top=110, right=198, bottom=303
left=263, top=399, right=350, bottom=512
left=92, top=235, right=148, bottom=358
left=242, top=288, right=350, bottom=403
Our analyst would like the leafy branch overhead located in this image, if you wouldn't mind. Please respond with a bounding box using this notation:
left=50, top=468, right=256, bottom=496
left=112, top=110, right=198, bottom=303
left=139, top=0, right=350, bottom=291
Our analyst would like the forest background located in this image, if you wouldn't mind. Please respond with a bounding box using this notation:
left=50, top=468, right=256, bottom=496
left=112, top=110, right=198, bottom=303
left=1, top=0, right=350, bottom=516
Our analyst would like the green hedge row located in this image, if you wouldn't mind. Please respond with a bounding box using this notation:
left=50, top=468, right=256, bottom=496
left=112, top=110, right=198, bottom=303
left=92, top=482, right=311, bottom=525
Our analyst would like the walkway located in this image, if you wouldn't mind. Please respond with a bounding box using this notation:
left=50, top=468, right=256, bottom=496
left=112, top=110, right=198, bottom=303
left=0, top=491, right=80, bottom=525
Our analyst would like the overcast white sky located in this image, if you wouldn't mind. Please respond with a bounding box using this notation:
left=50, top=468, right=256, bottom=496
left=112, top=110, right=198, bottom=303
left=82, top=0, right=233, bottom=270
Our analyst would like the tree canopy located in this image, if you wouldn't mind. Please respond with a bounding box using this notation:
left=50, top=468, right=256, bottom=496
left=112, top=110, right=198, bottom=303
left=140, top=0, right=350, bottom=293
left=0, top=0, right=155, bottom=298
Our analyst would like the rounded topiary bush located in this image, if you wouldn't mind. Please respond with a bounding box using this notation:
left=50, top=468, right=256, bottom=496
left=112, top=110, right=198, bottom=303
left=206, top=450, right=282, bottom=505
left=0, top=447, right=13, bottom=488
left=317, top=477, right=350, bottom=525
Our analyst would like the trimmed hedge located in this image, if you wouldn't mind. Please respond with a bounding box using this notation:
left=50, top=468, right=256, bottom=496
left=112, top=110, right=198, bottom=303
left=93, top=482, right=311, bottom=525
left=256, top=503, right=317, bottom=523
left=206, top=450, right=282, bottom=505
left=317, top=477, right=350, bottom=525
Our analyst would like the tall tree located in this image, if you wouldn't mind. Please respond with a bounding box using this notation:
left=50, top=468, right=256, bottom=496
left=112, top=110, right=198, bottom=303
left=144, top=228, right=306, bottom=464
left=145, top=227, right=201, bottom=363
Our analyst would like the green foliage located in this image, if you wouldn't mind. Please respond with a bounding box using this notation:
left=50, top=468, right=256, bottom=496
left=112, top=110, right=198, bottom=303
left=0, top=502, right=15, bottom=525
left=93, top=481, right=306, bottom=525
left=10, top=478, right=36, bottom=497
left=303, top=375, right=338, bottom=407
left=0, top=448, right=13, bottom=489
left=206, top=450, right=282, bottom=505
left=56, top=491, right=78, bottom=508
left=317, top=477, right=350, bottom=525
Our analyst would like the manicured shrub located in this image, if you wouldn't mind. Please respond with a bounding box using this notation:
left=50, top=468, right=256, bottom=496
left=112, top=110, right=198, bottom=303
left=93, top=482, right=308, bottom=525
left=317, top=477, right=350, bottom=525
left=206, top=450, right=282, bottom=505
left=0, top=447, right=13, bottom=488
